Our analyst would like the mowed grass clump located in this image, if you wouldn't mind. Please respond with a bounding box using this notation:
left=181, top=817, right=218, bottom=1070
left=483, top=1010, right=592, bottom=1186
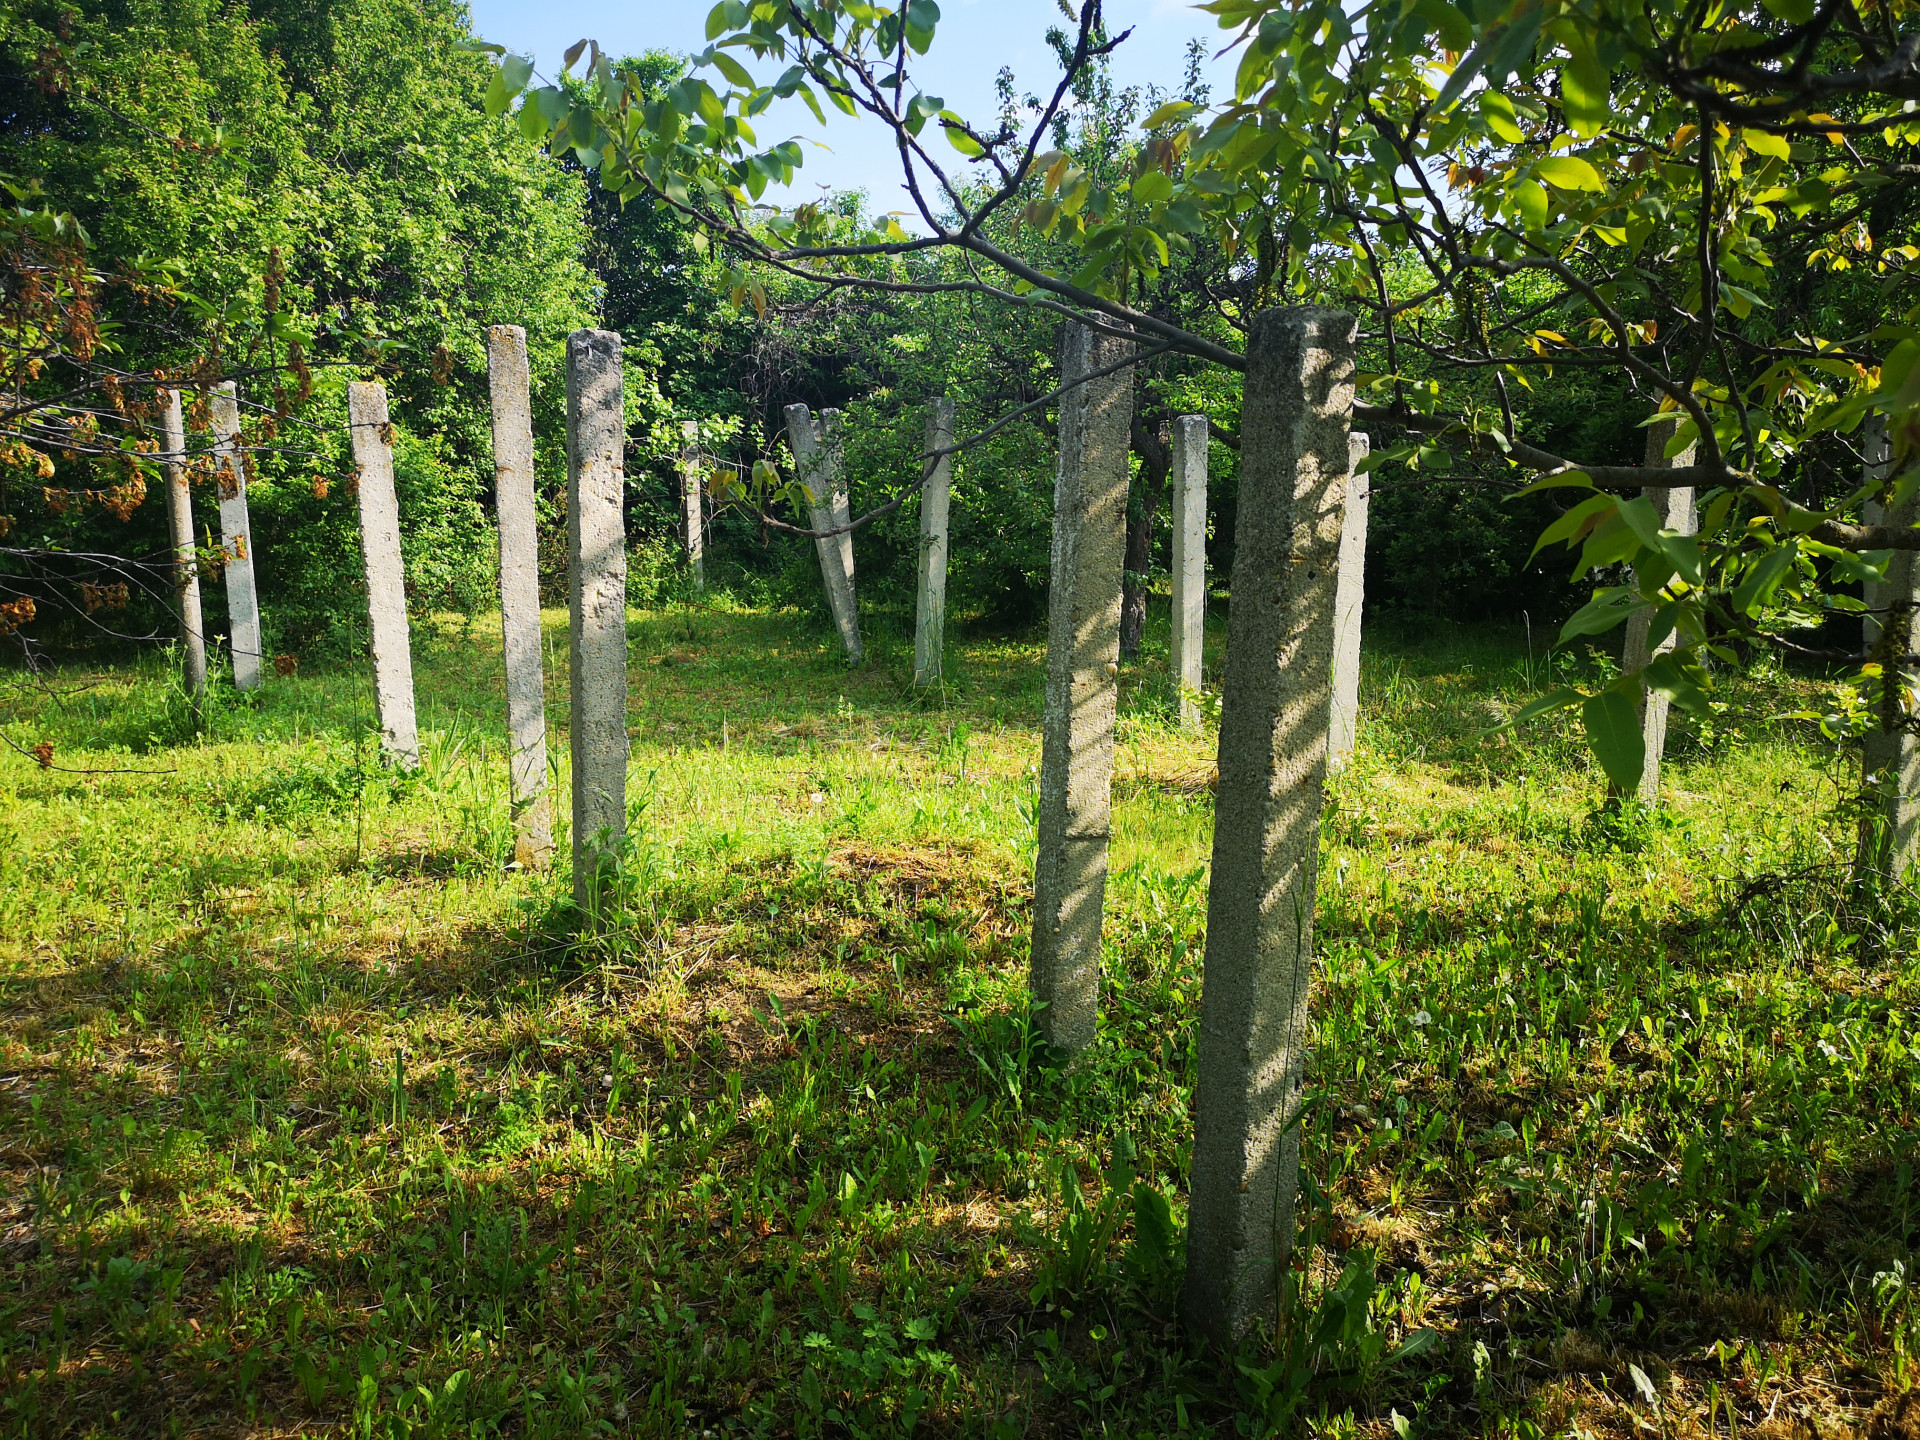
left=0, top=604, right=1915, bottom=1439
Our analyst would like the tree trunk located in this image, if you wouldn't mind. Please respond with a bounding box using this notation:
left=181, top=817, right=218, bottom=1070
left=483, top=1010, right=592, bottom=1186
left=1121, top=415, right=1170, bottom=659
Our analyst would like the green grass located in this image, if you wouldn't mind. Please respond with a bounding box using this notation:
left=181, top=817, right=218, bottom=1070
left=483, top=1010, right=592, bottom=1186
left=0, top=600, right=1915, bottom=1439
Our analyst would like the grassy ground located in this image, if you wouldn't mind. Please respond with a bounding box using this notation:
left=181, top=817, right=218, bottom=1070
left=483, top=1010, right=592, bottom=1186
left=1, top=598, right=1916, bottom=1440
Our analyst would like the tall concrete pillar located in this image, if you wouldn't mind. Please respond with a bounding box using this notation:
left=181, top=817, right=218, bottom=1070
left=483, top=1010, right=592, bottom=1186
left=1030, top=324, right=1132, bottom=1055
left=160, top=388, right=207, bottom=716
left=914, top=398, right=954, bottom=687
left=347, top=382, right=421, bottom=770
left=488, top=325, right=552, bottom=867
left=1327, top=432, right=1370, bottom=769
left=1613, top=415, right=1697, bottom=804
left=680, top=420, right=705, bottom=591
left=1184, top=307, right=1355, bottom=1343
left=210, top=382, right=262, bottom=691
left=1169, top=414, right=1207, bottom=727
left=567, top=329, right=629, bottom=911
left=1859, top=415, right=1920, bottom=880
left=787, top=404, right=862, bottom=661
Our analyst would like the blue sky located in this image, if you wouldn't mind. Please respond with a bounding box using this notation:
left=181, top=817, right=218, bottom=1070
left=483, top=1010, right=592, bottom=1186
left=463, top=1, right=1240, bottom=214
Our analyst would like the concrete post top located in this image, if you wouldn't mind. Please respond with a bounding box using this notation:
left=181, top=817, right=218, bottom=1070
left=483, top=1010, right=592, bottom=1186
left=347, top=380, right=390, bottom=420
left=1252, top=304, right=1358, bottom=338
left=488, top=323, right=527, bottom=345
left=568, top=327, right=622, bottom=356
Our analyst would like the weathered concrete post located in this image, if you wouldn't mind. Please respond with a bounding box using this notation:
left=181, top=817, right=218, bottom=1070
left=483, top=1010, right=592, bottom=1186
left=210, top=382, right=263, bottom=691
left=914, top=397, right=954, bottom=687
left=1863, top=416, right=1891, bottom=652
left=567, top=329, right=630, bottom=912
left=1169, top=414, right=1207, bottom=727
left=488, top=325, right=552, bottom=867
left=680, top=420, right=705, bottom=591
left=347, top=382, right=421, bottom=770
left=160, top=388, right=207, bottom=715
left=1030, top=324, right=1133, bottom=1055
left=1858, top=415, right=1920, bottom=880
left=1613, top=415, right=1697, bottom=804
left=786, top=404, right=862, bottom=661
left=1327, top=432, right=1371, bottom=769
left=1184, top=307, right=1355, bottom=1343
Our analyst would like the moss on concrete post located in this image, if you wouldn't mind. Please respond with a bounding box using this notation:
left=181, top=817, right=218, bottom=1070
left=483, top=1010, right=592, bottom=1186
left=1184, top=307, right=1354, bottom=1343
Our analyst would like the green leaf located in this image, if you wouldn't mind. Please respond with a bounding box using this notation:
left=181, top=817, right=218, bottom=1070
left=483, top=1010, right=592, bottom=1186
left=1528, top=493, right=1612, bottom=559
left=1731, top=543, right=1799, bottom=615
left=484, top=71, right=511, bottom=118
left=706, top=3, right=731, bottom=40
left=1535, top=155, right=1604, bottom=192
left=1744, top=129, right=1791, bottom=160
left=707, top=50, right=754, bottom=88
left=517, top=99, right=548, bottom=143
left=1478, top=92, right=1524, bottom=144
left=502, top=54, right=534, bottom=94
left=1432, top=33, right=1494, bottom=114
left=1761, top=0, right=1816, bottom=20
left=1132, top=171, right=1174, bottom=206
left=1143, top=99, right=1196, bottom=129
left=942, top=113, right=983, bottom=157
left=1513, top=179, right=1549, bottom=228
left=1644, top=654, right=1711, bottom=718
left=1508, top=686, right=1586, bottom=727
left=1583, top=685, right=1647, bottom=792
left=1561, top=35, right=1608, bottom=139
left=1560, top=586, right=1641, bottom=640
left=1415, top=0, right=1474, bottom=53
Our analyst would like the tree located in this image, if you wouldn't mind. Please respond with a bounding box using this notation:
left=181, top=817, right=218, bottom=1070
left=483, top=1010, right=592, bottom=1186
left=469, top=0, right=1920, bottom=795
left=1, top=0, right=600, bottom=663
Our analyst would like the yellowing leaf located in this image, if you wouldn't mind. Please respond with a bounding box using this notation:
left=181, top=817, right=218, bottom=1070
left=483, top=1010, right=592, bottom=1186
left=1535, top=155, right=1605, bottom=192
left=1743, top=129, right=1790, bottom=160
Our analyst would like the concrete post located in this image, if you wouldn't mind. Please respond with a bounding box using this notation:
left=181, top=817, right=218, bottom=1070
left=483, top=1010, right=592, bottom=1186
left=210, top=382, right=263, bottom=691
left=347, top=382, right=421, bottom=770
left=1184, top=307, right=1355, bottom=1344
left=160, top=388, right=207, bottom=716
left=1327, top=432, right=1371, bottom=770
left=680, top=420, right=705, bottom=591
left=786, top=404, right=862, bottom=661
left=1169, top=414, right=1207, bottom=727
left=1613, top=415, right=1698, bottom=804
left=1864, top=416, right=1890, bottom=652
left=1858, top=416, right=1920, bottom=880
left=914, top=398, right=954, bottom=687
left=1029, top=324, right=1132, bottom=1055
left=567, top=329, right=629, bottom=912
left=488, top=325, right=552, bottom=867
